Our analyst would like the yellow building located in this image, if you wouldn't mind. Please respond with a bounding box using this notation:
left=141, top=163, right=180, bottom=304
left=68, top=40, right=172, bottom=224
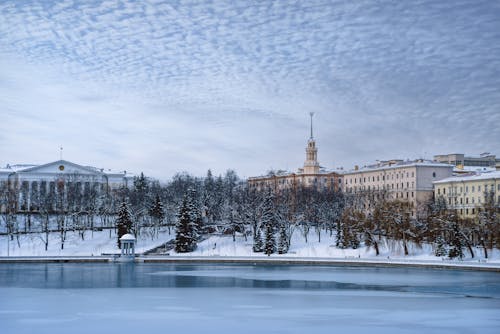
left=433, top=171, right=500, bottom=218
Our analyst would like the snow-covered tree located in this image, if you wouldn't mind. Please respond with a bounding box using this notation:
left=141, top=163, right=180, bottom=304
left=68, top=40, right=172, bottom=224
left=116, top=201, right=133, bottom=248
left=253, top=227, right=264, bottom=252
left=277, top=222, right=289, bottom=254
left=149, top=194, right=165, bottom=236
left=264, top=222, right=275, bottom=256
left=448, top=222, right=464, bottom=259
left=175, top=191, right=199, bottom=253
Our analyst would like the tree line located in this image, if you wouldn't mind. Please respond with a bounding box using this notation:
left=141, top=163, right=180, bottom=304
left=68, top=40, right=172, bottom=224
left=1, top=170, right=499, bottom=258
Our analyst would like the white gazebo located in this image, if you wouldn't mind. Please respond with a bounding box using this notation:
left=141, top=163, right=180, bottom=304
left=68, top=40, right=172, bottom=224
left=119, top=233, right=136, bottom=259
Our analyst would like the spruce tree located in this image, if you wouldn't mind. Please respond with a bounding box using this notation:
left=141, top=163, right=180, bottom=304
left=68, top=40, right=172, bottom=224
left=116, top=201, right=133, bottom=248
left=150, top=194, right=165, bottom=225
left=277, top=223, right=289, bottom=254
left=448, top=223, right=464, bottom=259
left=253, top=227, right=264, bottom=252
left=264, top=221, right=275, bottom=256
left=175, top=192, right=198, bottom=253
left=434, top=235, right=447, bottom=257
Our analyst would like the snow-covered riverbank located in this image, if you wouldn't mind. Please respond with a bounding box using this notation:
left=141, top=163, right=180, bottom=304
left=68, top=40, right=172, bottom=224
left=1, top=229, right=500, bottom=271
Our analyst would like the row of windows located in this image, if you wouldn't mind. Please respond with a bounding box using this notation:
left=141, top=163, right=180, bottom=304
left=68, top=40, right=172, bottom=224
left=437, top=183, right=499, bottom=195
left=448, top=195, right=500, bottom=205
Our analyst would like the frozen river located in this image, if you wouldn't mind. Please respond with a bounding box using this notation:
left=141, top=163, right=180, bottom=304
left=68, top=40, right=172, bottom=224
left=1, top=263, right=499, bottom=334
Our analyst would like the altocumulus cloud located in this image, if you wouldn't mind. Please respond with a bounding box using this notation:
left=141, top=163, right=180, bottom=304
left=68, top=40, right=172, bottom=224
left=0, top=0, right=499, bottom=178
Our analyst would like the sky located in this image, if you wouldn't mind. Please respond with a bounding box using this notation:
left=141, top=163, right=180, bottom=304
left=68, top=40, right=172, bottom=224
left=0, top=0, right=499, bottom=180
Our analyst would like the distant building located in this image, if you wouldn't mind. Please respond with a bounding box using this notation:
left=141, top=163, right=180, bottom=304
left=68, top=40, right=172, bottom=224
left=342, top=160, right=454, bottom=218
left=248, top=113, right=342, bottom=192
left=0, top=160, right=134, bottom=212
left=434, top=152, right=499, bottom=168
left=433, top=171, right=500, bottom=219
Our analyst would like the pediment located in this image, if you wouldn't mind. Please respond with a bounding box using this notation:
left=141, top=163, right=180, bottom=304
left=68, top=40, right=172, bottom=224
left=20, top=160, right=101, bottom=176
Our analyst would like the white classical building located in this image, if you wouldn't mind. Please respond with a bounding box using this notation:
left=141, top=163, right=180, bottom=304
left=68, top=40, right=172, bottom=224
left=0, top=160, right=134, bottom=212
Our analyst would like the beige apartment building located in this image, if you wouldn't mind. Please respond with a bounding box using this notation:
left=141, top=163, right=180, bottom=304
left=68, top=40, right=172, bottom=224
left=343, top=160, right=454, bottom=218
left=433, top=171, right=500, bottom=218
left=248, top=114, right=342, bottom=192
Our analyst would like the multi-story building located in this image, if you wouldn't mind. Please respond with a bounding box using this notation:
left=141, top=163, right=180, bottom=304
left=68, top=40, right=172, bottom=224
left=0, top=159, right=134, bottom=212
left=433, top=171, right=500, bottom=218
left=342, top=160, right=454, bottom=218
left=248, top=114, right=342, bottom=192
left=434, top=152, right=499, bottom=168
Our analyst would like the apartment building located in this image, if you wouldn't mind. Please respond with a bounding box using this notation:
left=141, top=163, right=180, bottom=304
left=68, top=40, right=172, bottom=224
left=433, top=171, right=500, bottom=218
left=343, top=160, right=454, bottom=218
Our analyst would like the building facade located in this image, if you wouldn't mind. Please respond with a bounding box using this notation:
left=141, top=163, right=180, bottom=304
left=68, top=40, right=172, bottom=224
left=342, top=160, right=454, bottom=218
left=433, top=171, right=500, bottom=218
left=0, top=160, right=134, bottom=212
left=434, top=153, right=499, bottom=168
left=248, top=114, right=342, bottom=192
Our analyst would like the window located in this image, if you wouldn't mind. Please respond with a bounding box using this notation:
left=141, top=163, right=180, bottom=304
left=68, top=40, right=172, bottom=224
left=466, top=197, right=468, bottom=204
left=460, top=187, right=462, bottom=193
left=412, top=172, right=414, bottom=177
left=472, top=186, right=475, bottom=192
left=443, top=188, right=446, bottom=194
left=478, top=186, right=481, bottom=192
left=432, top=172, right=436, bottom=178
left=472, top=208, right=475, bottom=214
left=438, top=188, right=441, bottom=195
left=466, top=209, right=469, bottom=215
left=465, top=186, right=468, bottom=193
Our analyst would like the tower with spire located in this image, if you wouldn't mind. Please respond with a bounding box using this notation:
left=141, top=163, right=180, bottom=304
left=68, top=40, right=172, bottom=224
left=303, top=112, right=320, bottom=174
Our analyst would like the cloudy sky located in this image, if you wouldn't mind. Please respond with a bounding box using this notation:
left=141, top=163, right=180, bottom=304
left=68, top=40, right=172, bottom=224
left=1, top=0, right=499, bottom=180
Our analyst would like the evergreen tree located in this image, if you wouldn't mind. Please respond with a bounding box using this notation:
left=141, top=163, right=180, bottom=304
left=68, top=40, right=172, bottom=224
left=448, top=222, right=464, bottom=259
left=150, top=194, right=165, bottom=223
left=434, top=235, right=447, bottom=257
left=253, top=227, right=264, bottom=252
left=277, top=223, right=289, bottom=254
left=149, top=194, right=166, bottom=235
left=264, top=221, right=275, bottom=256
left=116, top=201, right=133, bottom=248
left=256, top=190, right=275, bottom=254
left=175, top=192, right=198, bottom=253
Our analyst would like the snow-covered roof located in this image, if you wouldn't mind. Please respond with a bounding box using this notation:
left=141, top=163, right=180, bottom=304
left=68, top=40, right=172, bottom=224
left=0, top=164, right=38, bottom=173
left=453, top=166, right=496, bottom=173
left=120, top=233, right=136, bottom=241
left=343, top=160, right=453, bottom=174
left=434, top=171, right=500, bottom=184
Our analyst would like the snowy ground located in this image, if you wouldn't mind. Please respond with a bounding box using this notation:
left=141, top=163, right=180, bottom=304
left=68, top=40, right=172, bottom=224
left=0, top=229, right=174, bottom=256
left=1, top=228, right=500, bottom=266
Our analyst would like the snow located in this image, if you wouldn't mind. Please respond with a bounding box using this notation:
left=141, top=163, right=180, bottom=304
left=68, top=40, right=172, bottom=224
left=2, top=228, right=500, bottom=269
left=119, top=233, right=135, bottom=241
left=434, top=170, right=500, bottom=183
left=0, top=229, right=173, bottom=256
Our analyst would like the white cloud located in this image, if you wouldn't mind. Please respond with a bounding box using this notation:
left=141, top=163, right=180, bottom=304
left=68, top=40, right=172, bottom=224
left=0, top=0, right=499, bottom=179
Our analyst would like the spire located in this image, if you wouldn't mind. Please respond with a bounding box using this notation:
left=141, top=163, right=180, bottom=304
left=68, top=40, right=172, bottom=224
left=309, top=112, right=314, bottom=139
left=60, top=146, right=63, bottom=160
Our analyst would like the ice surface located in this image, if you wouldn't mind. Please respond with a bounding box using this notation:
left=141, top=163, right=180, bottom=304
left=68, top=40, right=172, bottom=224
left=1, top=263, right=499, bottom=334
